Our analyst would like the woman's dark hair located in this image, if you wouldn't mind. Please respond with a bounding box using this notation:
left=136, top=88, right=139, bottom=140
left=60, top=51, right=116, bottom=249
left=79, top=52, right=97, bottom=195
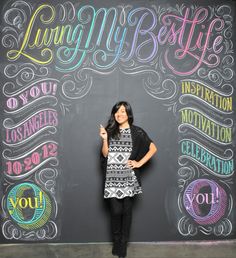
left=106, top=101, right=134, bottom=139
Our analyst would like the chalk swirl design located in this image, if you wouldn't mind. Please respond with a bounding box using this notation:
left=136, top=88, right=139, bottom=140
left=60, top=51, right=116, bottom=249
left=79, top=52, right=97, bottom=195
left=35, top=168, right=58, bottom=194
left=2, top=220, right=58, bottom=240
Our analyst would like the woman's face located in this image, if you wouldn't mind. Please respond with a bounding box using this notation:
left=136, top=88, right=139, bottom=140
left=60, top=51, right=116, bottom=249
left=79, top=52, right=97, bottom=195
left=114, top=105, right=129, bottom=125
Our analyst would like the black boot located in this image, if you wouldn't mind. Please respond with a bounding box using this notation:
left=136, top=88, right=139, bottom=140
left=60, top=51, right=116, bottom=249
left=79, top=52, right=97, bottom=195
left=118, top=241, right=127, bottom=257
left=110, top=211, right=122, bottom=256
left=112, top=240, right=120, bottom=256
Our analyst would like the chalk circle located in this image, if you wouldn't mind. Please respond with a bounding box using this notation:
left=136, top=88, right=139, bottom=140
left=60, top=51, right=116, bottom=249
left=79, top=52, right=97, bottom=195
left=6, top=182, right=52, bottom=230
left=183, top=179, right=227, bottom=225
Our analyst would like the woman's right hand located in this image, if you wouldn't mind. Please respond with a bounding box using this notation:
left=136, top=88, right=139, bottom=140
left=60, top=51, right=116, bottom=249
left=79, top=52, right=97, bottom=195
left=99, top=124, right=108, bottom=140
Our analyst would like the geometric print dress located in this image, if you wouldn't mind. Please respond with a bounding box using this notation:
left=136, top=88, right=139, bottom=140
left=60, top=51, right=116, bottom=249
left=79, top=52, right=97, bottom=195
left=104, top=128, right=142, bottom=199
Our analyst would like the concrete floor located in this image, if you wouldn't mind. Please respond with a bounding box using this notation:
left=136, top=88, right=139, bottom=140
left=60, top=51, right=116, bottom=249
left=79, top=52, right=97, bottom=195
left=0, top=240, right=235, bottom=258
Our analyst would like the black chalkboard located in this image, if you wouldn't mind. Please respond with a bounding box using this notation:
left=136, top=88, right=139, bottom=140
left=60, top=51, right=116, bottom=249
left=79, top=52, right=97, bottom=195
left=0, top=0, right=235, bottom=243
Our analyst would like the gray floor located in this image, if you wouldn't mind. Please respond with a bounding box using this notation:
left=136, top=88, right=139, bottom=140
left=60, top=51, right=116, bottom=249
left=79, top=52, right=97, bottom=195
left=0, top=240, right=235, bottom=258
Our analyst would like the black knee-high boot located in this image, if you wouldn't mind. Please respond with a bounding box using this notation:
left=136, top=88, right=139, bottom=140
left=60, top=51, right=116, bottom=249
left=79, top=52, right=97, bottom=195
left=111, top=215, right=122, bottom=255
left=119, top=197, right=133, bottom=257
left=109, top=198, right=123, bottom=256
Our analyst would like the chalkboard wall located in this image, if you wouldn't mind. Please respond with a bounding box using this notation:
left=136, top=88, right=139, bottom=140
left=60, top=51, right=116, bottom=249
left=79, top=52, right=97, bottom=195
left=0, top=0, right=235, bottom=243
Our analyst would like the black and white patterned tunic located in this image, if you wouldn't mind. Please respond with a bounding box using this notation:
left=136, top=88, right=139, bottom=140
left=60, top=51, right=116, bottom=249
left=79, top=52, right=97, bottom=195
left=104, top=128, right=142, bottom=199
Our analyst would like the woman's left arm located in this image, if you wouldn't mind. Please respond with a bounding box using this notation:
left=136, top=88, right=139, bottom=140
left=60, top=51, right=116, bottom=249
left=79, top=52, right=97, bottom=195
left=128, top=142, right=157, bottom=169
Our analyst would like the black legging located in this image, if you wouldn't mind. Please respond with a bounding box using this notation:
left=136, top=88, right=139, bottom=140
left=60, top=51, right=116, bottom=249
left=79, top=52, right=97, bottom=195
left=109, top=197, right=133, bottom=244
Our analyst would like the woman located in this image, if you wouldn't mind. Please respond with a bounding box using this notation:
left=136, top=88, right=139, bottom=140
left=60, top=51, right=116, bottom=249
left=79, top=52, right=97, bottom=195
left=99, top=101, right=157, bottom=258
